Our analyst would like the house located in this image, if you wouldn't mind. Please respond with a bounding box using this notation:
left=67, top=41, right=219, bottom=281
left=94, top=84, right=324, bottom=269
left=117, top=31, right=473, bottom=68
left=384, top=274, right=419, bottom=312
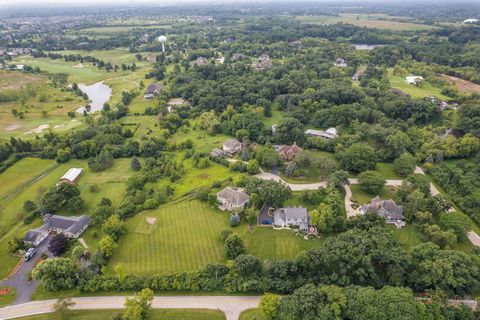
left=43, top=214, right=91, bottom=238
left=144, top=83, right=163, bottom=99
left=334, top=58, right=347, bottom=68
left=254, top=53, right=272, bottom=70
left=232, top=53, right=245, bottom=61
left=276, top=143, right=303, bottom=161
left=406, top=75, right=424, bottom=85
left=273, top=207, right=309, bottom=231
left=211, top=148, right=226, bottom=158
left=23, top=229, right=49, bottom=246
left=216, top=187, right=250, bottom=211
left=289, top=40, right=302, bottom=47
left=464, top=18, right=479, bottom=24
left=223, top=138, right=242, bottom=156
left=60, top=168, right=83, bottom=184
left=359, top=196, right=405, bottom=228
left=194, top=56, right=208, bottom=67
left=305, top=128, right=338, bottom=139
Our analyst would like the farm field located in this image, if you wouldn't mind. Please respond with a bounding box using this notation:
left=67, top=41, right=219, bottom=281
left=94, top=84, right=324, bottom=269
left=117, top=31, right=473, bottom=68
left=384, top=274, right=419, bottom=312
left=110, top=199, right=322, bottom=274
left=296, top=13, right=435, bottom=31
left=13, top=309, right=226, bottom=320
left=387, top=69, right=451, bottom=100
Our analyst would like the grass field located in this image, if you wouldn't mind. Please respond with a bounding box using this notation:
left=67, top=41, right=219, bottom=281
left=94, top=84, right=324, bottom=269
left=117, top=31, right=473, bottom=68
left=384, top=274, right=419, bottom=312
left=110, top=199, right=323, bottom=274
left=350, top=184, right=398, bottom=205
left=375, top=162, right=402, bottom=179
left=170, top=125, right=233, bottom=154
left=0, top=287, right=16, bottom=307
left=73, top=25, right=172, bottom=34
left=0, top=70, right=43, bottom=90
left=296, top=13, right=435, bottom=31
left=13, top=309, right=225, bottom=320
left=240, top=308, right=265, bottom=320
left=50, top=49, right=149, bottom=66
left=387, top=69, right=450, bottom=100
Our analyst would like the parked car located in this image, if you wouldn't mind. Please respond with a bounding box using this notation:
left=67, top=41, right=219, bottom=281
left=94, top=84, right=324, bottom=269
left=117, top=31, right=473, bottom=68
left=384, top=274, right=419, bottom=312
left=24, top=248, right=36, bottom=261
left=261, top=220, right=273, bottom=225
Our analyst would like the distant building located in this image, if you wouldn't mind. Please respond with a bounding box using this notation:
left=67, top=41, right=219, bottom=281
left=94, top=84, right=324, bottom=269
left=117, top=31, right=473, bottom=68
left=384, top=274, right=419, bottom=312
left=232, top=53, right=245, bottom=61
left=305, top=128, right=338, bottom=139
left=60, top=168, right=83, bottom=184
left=144, top=83, right=163, bottom=99
left=223, top=138, right=242, bottom=157
left=276, top=143, right=303, bottom=161
left=464, top=18, right=479, bottom=24
left=194, top=56, right=208, bottom=67
left=334, top=58, right=348, bottom=68
left=406, top=75, right=424, bottom=85
left=217, top=187, right=250, bottom=211
left=210, top=148, right=226, bottom=158
left=273, top=207, right=309, bottom=231
left=360, top=196, right=405, bottom=228
left=254, top=53, right=272, bottom=70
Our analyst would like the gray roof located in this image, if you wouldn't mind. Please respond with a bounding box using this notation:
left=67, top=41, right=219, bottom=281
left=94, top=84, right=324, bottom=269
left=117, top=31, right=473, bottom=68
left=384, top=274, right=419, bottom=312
left=217, top=187, right=249, bottom=206
left=223, top=139, right=241, bottom=149
left=145, top=83, right=163, bottom=94
left=211, top=148, right=225, bottom=157
left=360, top=197, right=404, bottom=220
left=274, top=207, right=308, bottom=221
left=23, top=229, right=47, bottom=243
left=44, top=214, right=90, bottom=235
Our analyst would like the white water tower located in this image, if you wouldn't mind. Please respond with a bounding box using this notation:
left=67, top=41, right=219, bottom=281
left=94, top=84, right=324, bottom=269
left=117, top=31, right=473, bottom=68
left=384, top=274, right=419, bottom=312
left=158, top=35, right=167, bottom=53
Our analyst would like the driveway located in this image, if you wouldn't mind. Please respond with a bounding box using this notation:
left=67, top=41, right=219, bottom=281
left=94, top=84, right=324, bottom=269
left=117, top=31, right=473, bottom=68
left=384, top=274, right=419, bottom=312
left=1, top=235, right=52, bottom=305
left=255, top=173, right=327, bottom=191
left=0, top=296, right=261, bottom=320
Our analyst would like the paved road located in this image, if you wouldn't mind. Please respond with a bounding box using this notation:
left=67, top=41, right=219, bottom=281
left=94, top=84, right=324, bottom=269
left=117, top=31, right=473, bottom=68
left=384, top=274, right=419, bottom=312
left=0, top=296, right=261, bottom=320
left=1, top=236, right=52, bottom=305
left=255, top=173, right=327, bottom=191
left=467, top=231, right=480, bottom=247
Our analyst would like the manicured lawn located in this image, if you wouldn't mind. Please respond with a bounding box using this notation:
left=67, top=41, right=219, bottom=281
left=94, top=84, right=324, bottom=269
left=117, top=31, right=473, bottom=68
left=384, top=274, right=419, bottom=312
left=13, top=309, right=225, bottom=320
left=240, top=308, right=265, bottom=320
left=387, top=69, right=450, bottom=100
left=0, top=158, right=55, bottom=198
left=50, top=49, right=150, bottom=66
left=120, top=115, right=165, bottom=139
left=375, top=162, right=402, bottom=179
left=0, top=287, right=16, bottom=307
left=110, top=199, right=322, bottom=274
left=262, top=102, right=283, bottom=126
left=387, top=224, right=423, bottom=248
left=110, top=200, right=229, bottom=274
left=350, top=184, right=398, bottom=205
left=169, top=125, right=233, bottom=154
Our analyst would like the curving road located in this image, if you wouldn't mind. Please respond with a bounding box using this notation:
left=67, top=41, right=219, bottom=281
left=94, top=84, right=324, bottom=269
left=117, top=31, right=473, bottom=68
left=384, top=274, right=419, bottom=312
left=0, top=296, right=261, bottom=320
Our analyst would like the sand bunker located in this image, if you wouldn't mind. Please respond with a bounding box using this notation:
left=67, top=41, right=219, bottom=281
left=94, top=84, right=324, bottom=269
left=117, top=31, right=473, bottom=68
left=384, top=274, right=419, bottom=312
left=146, top=217, right=157, bottom=225
left=4, top=124, right=22, bottom=131
left=24, top=124, right=49, bottom=135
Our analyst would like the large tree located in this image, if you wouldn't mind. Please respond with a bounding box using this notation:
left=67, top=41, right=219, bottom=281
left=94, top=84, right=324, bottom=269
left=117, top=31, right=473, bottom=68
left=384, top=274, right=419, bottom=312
left=337, top=143, right=376, bottom=173
left=358, top=170, right=386, bottom=195
left=32, top=258, right=77, bottom=291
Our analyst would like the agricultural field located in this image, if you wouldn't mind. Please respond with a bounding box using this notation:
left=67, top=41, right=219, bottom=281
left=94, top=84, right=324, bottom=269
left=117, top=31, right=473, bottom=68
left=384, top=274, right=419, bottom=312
left=13, top=309, right=225, bottom=320
left=296, top=13, right=435, bottom=31
left=387, top=69, right=451, bottom=100
left=110, top=199, right=322, bottom=274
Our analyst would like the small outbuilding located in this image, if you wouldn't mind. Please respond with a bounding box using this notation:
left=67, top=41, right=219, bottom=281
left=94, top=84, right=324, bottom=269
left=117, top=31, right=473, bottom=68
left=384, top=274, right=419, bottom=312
left=60, top=168, right=83, bottom=184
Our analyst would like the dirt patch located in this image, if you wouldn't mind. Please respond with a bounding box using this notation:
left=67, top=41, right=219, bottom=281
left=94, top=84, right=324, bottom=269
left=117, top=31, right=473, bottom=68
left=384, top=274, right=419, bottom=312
left=441, top=74, right=480, bottom=94
left=146, top=217, right=156, bottom=225
left=73, top=63, right=84, bottom=68
left=24, top=124, right=49, bottom=135
left=197, top=173, right=211, bottom=179
left=4, top=124, right=22, bottom=131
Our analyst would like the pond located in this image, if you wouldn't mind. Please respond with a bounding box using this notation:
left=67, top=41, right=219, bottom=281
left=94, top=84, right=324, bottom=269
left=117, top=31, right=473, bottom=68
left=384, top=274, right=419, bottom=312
left=76, top=81, right=112, bottom=113
left=352, top=44, right=388, bottom=50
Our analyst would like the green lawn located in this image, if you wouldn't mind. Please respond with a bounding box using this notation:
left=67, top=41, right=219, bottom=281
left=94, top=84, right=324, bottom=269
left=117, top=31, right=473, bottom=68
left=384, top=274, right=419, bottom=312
left=240, top=308, right=265, bottom=320
left=350, top=184, right=398, bottom=205
left=387, top=69, right=450, bottom=100
left=0, top=287, right=16, bottom=307
left=375, top=162, right=402, bottom=179
left=387, top=224, right=423, bottom=248
left=110, top=199, right=322, bottom=274
left=169, top=125, right=233, bottom=154
left=13, top=309, right=225, bottom=320
left=0, top=158, right=55, bottom=199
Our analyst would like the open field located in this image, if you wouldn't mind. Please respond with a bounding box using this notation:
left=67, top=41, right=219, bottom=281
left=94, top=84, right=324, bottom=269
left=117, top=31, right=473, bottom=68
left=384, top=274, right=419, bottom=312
left=442, top=74, right=480, bottom=94
left=110, top=199, right=322, bottom=274
left=0, top=71, right=43, bottom=90
left=50, top=49, right=150, bottom=67
left=170, top=125, right=233, bottom=154
left=73, top=25, right=172, bottom=34
left=13, top=308, right=225, bottom=320
left=387, top=69, right=451, bottom=100
left=296, top=13, right=435, bottom=31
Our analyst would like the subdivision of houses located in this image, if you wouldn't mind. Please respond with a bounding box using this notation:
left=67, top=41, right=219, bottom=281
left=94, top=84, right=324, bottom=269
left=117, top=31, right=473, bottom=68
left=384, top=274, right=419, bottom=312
left=275, top=143, right=303, bottom=161
left=222, top=138, right=242, bottom=157
left=216, top=187, right=250, bottom=211
left=273, top=207, right=309, bottom=232
left=359, top=196, right=405, bottom=228
left=24, top=214, right=90, bottom=246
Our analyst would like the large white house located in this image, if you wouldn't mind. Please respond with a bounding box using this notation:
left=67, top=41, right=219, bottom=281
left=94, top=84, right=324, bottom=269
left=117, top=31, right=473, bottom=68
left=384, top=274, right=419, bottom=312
left=273, top=207, right=309, bottom=232
left=406, top=75, right=424, bottom=85
left=222, top=138, right=242, bottom=157
left=305, top=127, right=338, bottom=139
